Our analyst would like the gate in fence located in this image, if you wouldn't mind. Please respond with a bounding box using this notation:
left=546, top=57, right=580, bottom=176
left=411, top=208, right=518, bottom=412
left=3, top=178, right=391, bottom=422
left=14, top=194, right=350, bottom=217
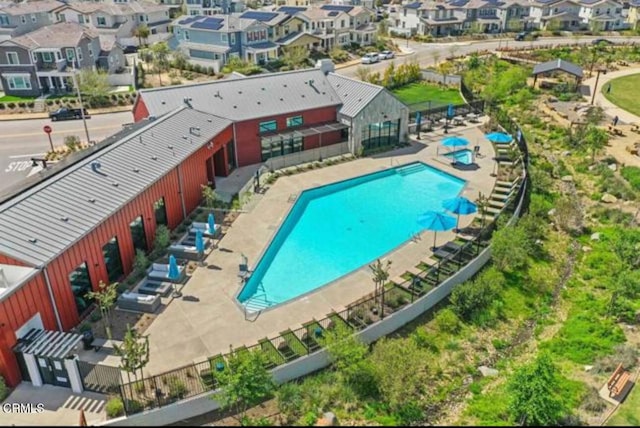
left=77, top=360, right=123, bottom=394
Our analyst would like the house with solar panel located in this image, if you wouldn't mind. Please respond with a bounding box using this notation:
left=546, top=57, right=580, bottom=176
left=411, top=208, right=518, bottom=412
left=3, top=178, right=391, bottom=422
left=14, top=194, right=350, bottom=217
left=390, top=1, right=466, bottom=36
left=460, top=0, right=533, bottom=33
left=184, top=0, right=246, bottom=17
left=576, top=0, right=626, bottom=31
left=172, top=14, right=279, bottom=71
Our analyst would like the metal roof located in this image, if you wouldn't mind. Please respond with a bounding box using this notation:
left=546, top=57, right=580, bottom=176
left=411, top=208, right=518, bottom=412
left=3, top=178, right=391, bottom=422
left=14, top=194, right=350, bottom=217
left=138, top=68, right=342, bottom=122
left=0, top=264, right=38, bottom=301
left=14, top=329, right=82, bottom=359
left=532, top=58, right=583, bottom=78
left=326, top=73, right=384, bottom=118
left=0, top=107, right=232, bottom=267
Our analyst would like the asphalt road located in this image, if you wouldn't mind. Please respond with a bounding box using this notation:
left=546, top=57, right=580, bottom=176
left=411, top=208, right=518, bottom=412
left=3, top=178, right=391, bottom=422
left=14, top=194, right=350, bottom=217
left=337, top=35, right=640, bottom=78
left=0, top=110, right=133, bottom=192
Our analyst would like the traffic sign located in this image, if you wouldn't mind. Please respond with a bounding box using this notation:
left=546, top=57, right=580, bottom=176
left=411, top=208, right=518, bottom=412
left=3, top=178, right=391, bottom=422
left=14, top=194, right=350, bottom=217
left=43, top=125, right=52, bottom=134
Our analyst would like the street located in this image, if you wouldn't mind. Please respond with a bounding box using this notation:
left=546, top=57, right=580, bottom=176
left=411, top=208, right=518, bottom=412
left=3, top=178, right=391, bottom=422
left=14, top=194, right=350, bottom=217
left=0, top=110, right=133, bottom=192
left=337, top=35, right=640, bottom=78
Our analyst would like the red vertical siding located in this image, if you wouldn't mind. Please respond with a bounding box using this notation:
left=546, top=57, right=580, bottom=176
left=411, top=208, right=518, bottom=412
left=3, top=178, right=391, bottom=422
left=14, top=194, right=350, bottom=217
left=234, top=106, right=339, bottom=167
left=0, top=273, right=58, bottom=386
left=132, top=98, right=149, bottom=123
left=0, top=255, right=26, bottom=266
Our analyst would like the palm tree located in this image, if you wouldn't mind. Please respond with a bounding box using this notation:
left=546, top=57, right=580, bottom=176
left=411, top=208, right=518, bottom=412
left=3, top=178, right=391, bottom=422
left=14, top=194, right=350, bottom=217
left=134, top=24, right=150, bottom=47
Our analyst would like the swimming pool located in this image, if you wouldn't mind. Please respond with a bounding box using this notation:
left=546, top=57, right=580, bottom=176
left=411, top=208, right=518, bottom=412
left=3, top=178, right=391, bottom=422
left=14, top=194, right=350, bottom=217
left=444, top=149, right=474, bottom=165
left=237, top=162, right=466, bottom=309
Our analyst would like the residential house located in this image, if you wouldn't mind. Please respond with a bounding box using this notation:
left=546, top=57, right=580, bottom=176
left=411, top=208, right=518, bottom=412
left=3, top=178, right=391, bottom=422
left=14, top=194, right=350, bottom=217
left=344, top=5, right=377, bottom=45
left=279, top=0, right=310, bottom=6
left=529, top=0, right=585, bottom=30
left=577, top=0, right=626, bottom=31
left=0, top=0, right=65, bottom=38
left=0, top=22, right=124, bottom=96
left=97, top=36, right=125, bottom=74
left=172, top=14, right=279, bottom=71
left=185, top=0, right=246, bottom=16
left=391, top=2, right=466, bottom=37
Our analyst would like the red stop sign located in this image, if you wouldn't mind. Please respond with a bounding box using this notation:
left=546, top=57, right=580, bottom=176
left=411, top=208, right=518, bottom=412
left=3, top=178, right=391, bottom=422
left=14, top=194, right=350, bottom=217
left=43, top=125, right=52, bottom=134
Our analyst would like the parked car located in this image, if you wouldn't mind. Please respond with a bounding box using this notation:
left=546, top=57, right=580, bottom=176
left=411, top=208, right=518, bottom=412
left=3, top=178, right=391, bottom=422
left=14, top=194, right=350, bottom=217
left=122, top=45, right=138, bottom=54
left=49, top=108, right=91, bottom=121
left=515, top=31, right=539, bottom=41
left=379, top=50, right=395, bottom=60
left=592, top=38, right=613, bottom=45
left=361, top=53, right=380, bottom=64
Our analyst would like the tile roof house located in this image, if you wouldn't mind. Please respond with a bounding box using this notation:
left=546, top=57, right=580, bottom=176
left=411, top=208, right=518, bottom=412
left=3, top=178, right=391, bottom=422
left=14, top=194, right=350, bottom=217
left=0, top=0, right=65, bottom=37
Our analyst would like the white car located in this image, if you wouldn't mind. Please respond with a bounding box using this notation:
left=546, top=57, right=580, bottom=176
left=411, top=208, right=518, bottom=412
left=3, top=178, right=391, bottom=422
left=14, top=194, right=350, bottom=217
left=379, top=50, right=395, bottom=60
left=361, top=53, right=380, bottom=64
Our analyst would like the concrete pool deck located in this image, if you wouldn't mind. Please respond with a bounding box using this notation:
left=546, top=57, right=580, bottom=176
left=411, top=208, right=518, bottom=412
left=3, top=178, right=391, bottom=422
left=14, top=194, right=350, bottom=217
left=141, top=123, right=498, bottom=376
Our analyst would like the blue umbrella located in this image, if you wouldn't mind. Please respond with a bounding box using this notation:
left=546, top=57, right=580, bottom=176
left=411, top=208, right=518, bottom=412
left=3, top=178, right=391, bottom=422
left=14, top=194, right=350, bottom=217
left=195, top=229, right=205, bottom=254
left=415, top=111, right=422, bottom=134
left=417, top=210, right=457, bottom=250
left=443, top=196, right=477, bottom=231
left=485, top=132, right=513, bottom=144
left=207, top=212, right=215, bottom=235
left=447, top=104, right=455, bottom=118
left=441, top=136, right=469, bottom=148
left=168, top=254, right=180, bottom=281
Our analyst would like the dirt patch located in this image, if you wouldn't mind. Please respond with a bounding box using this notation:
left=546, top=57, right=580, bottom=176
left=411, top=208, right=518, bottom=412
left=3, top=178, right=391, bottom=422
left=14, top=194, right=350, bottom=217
left=91, top=310, right=156, bottom=341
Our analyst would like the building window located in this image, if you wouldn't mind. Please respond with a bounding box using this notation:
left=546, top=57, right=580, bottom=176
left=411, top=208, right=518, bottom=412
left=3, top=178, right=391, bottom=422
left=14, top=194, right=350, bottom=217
left=66, top=48, right=75, bottom=62
left=88, top=47, right=93, bottom=57
left=7, top=75, right=32, bottom=90
left=97, top=16, right=106, bottom=26
left=221, top=33, right=228, bottom=42
left=31, top=14, right=37, bottom=23
left=261, top=135, right=303, bottom=161
left=286, top=115, right=303, bottom=128
left=78, top=14, right=84, bottom=24
left=129, top=216, right=147, bottom=253
left=31, top=52, right=37, bottom=63
left=361, top=120, right=400, bottom=153
left=154, top=197, right=168, bottom=226
left=76, top=47, right=83, bottom=61
left=185, top=30, right=190, bottom=40
left=20, top=15, right=26, bottom=24
left=0, top=14, right=9, bottom=26
left=68, top=262, right=93, bottom=317
left=230, top=33, right=235, bottom=44
left=6, top=52, right=19, bottom=65
left=102, top=237, right=124, bottom=283
left=259, top=120, right=277, bottom=133
left=42, top=51, right=53, bottom=62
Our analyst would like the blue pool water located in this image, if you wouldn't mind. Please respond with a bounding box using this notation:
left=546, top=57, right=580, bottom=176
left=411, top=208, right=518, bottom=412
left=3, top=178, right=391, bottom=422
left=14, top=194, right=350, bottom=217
left=237, top=162, right=466, bottom=308
left=444, top=149, right=474, bottom=165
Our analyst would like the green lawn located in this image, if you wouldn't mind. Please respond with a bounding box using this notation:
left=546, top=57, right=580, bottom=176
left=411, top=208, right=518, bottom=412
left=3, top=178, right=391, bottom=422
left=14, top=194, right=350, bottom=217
left=392, top=82, right=464, bottom=112
left=0, top=95, right=35, bottom=102
left=602, top=73, right=640, bottom=118
left=607, top=382, right=640, bottom=426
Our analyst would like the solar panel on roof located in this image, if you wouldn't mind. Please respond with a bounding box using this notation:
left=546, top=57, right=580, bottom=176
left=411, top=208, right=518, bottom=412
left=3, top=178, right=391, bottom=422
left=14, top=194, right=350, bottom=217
left=178, top=16, right=198, bottom=25
left=320, top=4, right=354, bottom=13
left=277, top=6, right=306, bottom=15
left=191, top=17, right=224, bottom=31
left=328, top=11, right=339, bottom=16
left=240, top=11, right=279, bottom=22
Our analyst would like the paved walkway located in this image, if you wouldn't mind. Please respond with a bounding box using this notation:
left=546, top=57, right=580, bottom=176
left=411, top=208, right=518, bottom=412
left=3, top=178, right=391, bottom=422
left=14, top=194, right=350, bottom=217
left=1, top=383, right=107, bottom=426
left=139, top=121, right=498, bottom=376
left=0, top=105, right=132, bottom=121
left=583, top=66, right=640, bottom=125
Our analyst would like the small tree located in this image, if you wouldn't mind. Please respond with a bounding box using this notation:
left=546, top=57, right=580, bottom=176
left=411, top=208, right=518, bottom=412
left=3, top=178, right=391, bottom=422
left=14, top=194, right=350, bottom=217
left=133, top=249, right=149, bottom=279
left=491, top=222, right=532, bottom=273
left=113, top=324, right=150, bottom=386
left=85, top=281, right=118, bottom=340
left=77, top=69, right=110, bottom=107
left=369, top=259, right=392, bottom=309
left=281, top=46, right=309, bottom=70
left=377, top=19, right=389, bottom=37
left=153, top=224, right=171, bottom=254
left=216, top=348, right=275, bottom=422
left=355, top=66, right=370, bottom=82
left=507, top=353, right=567, bottom=426
left=172, top=49, right=188, bottom=72
left=64, top=135, right=82, bottom=152
left=150, top=42, right=170, bottom=86
left=583, top=125, right=609, bottom=162
left=201, top=184, right=218, bottom=208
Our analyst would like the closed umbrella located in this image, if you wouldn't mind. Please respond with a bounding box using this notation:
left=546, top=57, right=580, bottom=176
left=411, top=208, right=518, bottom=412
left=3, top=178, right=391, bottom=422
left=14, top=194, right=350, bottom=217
left=417, top=211, right=457, bottom=251
left=168, top=254, right=181, bottom=298
left=447, top=104, right=455, bottom=118
left=207, top=212, right=215, bottom=235
left=415, top=111, right=422, bottom=138
left=442, top=196, right=477, bottom=232
left=195, top=229, right=205, bottom=255
left=485, top=132, right=513, bottom=144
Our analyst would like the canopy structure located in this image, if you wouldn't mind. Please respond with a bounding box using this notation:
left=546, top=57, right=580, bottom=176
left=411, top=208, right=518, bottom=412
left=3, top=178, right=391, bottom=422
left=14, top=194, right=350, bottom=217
left=532, top=58, right=583, bottom=90
left=260, top=122, right=349, bottom=145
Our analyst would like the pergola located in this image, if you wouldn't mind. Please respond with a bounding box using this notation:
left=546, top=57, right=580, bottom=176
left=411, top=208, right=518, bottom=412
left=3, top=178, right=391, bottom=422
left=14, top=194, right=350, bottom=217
left=531, top=58, right=584, bottom=91
left=260, top=122, right=349, bottom=146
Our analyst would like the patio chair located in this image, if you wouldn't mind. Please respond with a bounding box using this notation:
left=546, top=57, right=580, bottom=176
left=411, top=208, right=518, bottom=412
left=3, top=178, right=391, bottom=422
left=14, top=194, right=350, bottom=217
left=238, top=263, right=251, bottom=282
left=473, top=145, right=483, bottom=158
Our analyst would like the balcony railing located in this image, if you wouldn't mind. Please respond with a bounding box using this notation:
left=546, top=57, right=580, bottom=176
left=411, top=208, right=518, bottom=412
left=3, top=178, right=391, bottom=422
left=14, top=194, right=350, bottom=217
left=37, top=58, right=67, bottom=72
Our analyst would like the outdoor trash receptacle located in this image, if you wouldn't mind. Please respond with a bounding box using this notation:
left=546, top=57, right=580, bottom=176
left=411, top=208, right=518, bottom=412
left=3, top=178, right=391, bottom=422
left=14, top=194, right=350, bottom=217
left=82, top=330, right=94, bottom=350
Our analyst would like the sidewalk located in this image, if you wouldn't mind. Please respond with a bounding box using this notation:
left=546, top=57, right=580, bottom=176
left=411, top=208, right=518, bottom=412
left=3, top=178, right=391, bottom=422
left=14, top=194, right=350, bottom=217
left=583, top=66, right=640, bottom=125
left=0, top=105, right=132, bottom=121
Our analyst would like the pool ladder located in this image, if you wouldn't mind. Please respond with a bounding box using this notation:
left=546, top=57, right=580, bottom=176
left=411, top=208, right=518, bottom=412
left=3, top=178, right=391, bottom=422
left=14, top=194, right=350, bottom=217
left=243, top=283, right=275, bottom=320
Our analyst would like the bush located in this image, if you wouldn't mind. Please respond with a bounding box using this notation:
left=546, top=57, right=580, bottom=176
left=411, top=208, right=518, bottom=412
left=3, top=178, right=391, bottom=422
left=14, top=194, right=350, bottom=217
left=79, top=322, right=92, bottom=333
left=450, top=267, right=504, bottom=324
left=592, top=344, right=639, bottom=374
left=434, top=308, right=461, bottom=334
left=621, top=166, right=640, bottom=192
left=0, top=375, right=8, bottom=401
left=581, top=387, right=607, bottom=413
left=105, top=396, right=125, bottom=418
left=89, top=311, right=102, bottom=322
left=133, top=249, right=149, bottom=276
left=166, top=376, right=188, bottom=399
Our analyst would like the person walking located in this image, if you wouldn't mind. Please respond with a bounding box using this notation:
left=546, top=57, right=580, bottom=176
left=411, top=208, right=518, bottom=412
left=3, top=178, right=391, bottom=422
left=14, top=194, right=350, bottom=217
left=606, top=83, right=612, bottom=94
left=613, top=115, right=619, bottom=127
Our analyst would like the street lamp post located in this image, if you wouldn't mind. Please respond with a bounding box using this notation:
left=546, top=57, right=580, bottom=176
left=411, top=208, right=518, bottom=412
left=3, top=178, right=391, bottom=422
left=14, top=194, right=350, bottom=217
left=590, top=67, right=607, bottom=105
left=70, top=69, right=92, bottom=145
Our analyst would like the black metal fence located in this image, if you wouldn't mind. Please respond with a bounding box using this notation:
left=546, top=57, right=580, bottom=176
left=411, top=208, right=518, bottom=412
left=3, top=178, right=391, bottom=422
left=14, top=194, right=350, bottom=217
left=409, top=99, right=486, bottom=124
left=77, top=360, right=122, bottom=395
left=115, top=86, right=530, bottom=417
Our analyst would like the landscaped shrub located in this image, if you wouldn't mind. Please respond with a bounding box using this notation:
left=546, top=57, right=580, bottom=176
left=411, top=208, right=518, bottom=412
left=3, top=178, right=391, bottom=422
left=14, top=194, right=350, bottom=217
left=6, top=102, right=15, bottom=109
left=79, top=322, right=92, bottom=333
left=0, top=375, right=8, bottom=401
left=105, top=396, right=125, bottom=418
left=166, top=376, right=188, bottom=399
left=621, top=166, right=640, bottom=191
left=89, top=311, right=102, bottom=322
left=133, top=249, right=149, bottom=277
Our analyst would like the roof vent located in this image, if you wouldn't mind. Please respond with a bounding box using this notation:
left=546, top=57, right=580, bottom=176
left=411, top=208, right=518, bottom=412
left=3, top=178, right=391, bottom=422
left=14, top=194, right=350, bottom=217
left=151, top=155, right=158, bottom=160
left=257, top=101, right=261, bottom=105
left=133, top=168, right=140, bottom=173
left=207, top=119, right=212, bottom=123
left=301, top=94, right=305, bottom=98
left=233, top=105, right=237, bottom=109
left=190, top=126, right=201, bottom=136
left=182, top=135, right=188, bottom=139
left=60, top=216, right=69, bottom=222
left=308, top=79, right=315, bottom=86
left=238, top=90, right=242, bottom=94
left=28, top=238, right=37, bottom=244
left=261, top=87, right=265, bottom=91
left=280, top=98, right=284, bottom=101
left=168, top=145, right=174, bottom=150
left=139, top=136, right=144, bottom=145
left=161, top=101, right=166, bottom=105
left=283, top=84, right=287, bottom=87
left=183, top=97, right=193, bottom=108
left=88, top=198, right=96, bottom=203
left=111, top=181, right=119, bottom=187
left=90, top=161, right=101, bottom=173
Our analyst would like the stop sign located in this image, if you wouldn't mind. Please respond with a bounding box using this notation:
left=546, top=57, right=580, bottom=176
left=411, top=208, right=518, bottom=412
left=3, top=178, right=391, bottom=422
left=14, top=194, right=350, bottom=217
left=43, top=125, right=52, bottom=134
